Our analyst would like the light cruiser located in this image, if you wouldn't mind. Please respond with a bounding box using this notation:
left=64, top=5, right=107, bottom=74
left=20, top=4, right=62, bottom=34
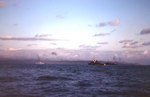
left=88, top=59, right=117, bottom=65
left=35, top=61, right=45, bottom=64
left=35, top=55, right=45, bottom=64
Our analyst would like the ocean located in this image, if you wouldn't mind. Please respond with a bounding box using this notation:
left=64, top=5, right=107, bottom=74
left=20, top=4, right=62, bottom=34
left=0, top=64, right=150, bottom=97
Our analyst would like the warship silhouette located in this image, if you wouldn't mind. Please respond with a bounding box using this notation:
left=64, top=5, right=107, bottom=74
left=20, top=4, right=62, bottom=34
left=88, top=59, right=117, bottom=65
left=35, top=55, right=44, bottom=64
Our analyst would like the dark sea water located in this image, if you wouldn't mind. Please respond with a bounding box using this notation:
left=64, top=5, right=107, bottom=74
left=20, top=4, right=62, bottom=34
left=0, top=64, right=150, bottom=97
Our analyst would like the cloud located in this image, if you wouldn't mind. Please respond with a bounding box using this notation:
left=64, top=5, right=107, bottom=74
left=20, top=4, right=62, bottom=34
left=13, top=24, right=18, bottom=26
left=56, top=14, right=64, bottom=19
left=122, top=43, right=141, bottom=48
left=122, top=45, right=141, bottom=49
left=0, top=1, right=5, bottom=7
left=111, top=29, right=116, bottom=32
left=108, top=19, right=120, bottom=26
left=0, top=36, right=62, bottom=41
left=94, top=33, right=110, bottom=36
left=94, top=30, right=115, bottom=37
left=142, top=42, right=150, bottom=46
left=79, top=45, right=99, bottom=50
left=122, top=43, right=130, bottom=48
left=8, top=48, right=22, bottom=51
left=96, top=19, right=120, bottom=27
left=119, top=40, right=133, bottom=43
left=130, top=41, right=138, bottom=45
left=140, top=28, right=150, bottom=35
left=120, top=40, right=141, bottom=48
left=35, top=34, right=51, bottom=37
left=50, top=43, right=57, bottom=45
left=51, top=52, right=57, bottom=56
left=97, top=42, right=108, bottom=45
left=27, top=44, right=38, bottom=46
left=143, top=50, right=149, bottom=55
left=96, top=22, right=107, bottom=27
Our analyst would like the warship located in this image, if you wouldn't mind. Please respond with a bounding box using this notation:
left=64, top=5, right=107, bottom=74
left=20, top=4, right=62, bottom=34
left=35, top=55, right=45, bottom=64
left=88, top=59, right=117, bottom=66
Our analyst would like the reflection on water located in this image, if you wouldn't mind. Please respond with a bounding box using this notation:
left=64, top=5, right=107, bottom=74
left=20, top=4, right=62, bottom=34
left=0, top=64, right=150, bottom=97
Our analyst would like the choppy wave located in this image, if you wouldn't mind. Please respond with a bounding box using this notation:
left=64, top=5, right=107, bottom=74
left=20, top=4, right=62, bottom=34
left=36, top=75, right=73, bottom=81
left=0, top=64, right=150, bottom=97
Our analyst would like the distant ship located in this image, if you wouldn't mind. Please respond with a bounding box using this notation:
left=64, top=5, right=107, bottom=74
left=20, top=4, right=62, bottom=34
left=88, top=59, right=117, bottom=66
left=35, top=55, right=45, bottom=64
left=35, top=61, right=45, bottom=65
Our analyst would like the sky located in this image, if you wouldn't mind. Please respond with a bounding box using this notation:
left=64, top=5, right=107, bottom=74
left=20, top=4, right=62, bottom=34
left=0, top=0, right=150, bottom=64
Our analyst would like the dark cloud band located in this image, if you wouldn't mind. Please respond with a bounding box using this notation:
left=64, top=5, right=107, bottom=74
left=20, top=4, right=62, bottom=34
left=0, top=36, right=62, bottom=41
left=140, top=28, right=150, bottom=35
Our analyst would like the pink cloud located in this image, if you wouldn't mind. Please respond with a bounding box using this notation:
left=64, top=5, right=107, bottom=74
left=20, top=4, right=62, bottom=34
left=0, top=1, right=5, bottom=7
left=143, top=50, right=149, bottom=55
left=96, top=19, right=120, bottom=27
left=122, top=43, right=142, bottom=48
left=8, top=48, right=22, bottom=51
left=140, top=28, right=150, bottom=35
left=108, top=19, right=120, bottom=26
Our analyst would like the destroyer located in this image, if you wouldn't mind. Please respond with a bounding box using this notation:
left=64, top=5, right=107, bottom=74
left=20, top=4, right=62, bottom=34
left=35, top=55, right=45, bottom=64
left=88, top=59, right=117, bottom=65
